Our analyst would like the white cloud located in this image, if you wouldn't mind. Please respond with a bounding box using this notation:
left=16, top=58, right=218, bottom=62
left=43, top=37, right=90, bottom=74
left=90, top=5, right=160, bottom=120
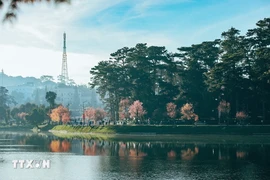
left=0, top=0, right=125, bottom=84
left=0, top=0, right=270, bottom=85
left=132, top=0, right=191, bottom=14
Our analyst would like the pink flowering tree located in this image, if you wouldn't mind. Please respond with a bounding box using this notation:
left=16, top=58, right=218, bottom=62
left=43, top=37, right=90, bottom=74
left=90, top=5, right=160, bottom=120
left=236, top=111, right=249, bottom=125
left=61, top=112, right=70, bottom=124
left=180, top=103, right=199, bottom=121
left=17, top=112, right=28, bottom=120
left=129, top=100, right=146, bottom=122
left=85, top=107, right=106, bottom=125
left=95, top=108, right=107, bottom=122
left=166, top=102, right=177, bottom=119
left=17, top=112, right=28, bottom=125
left=85, top=107, right=96, bottom=124
left=119, top=98, right=130, bottom=120
left=85, top=107, right=95, bottom=120
left=218, top=100, right=230, bottom=114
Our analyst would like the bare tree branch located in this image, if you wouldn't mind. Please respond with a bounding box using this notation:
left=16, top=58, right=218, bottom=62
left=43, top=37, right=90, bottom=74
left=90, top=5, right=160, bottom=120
left=0, top=0, right=70, bottom=22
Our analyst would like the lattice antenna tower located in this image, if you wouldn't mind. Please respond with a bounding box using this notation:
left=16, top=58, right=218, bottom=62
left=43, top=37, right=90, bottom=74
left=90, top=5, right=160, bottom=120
left=61, top=32, right=69, bottom=84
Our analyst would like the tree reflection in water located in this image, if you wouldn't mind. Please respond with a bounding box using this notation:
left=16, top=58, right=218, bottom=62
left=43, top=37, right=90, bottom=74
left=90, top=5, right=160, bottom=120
left=1, top=133, right=270, bottom=179
left=50, top=140, right=71, bottom=152
left=167, top=150, right=176, bottom=158
left=118, top=142, right=147, bottom=158
left=3, top=133, right=270, bottom=166
left=181, top=147, right=199, bottom=160
left=45, top=138, right=269, bottom=164
left=236, top=151, right=248, bottom=159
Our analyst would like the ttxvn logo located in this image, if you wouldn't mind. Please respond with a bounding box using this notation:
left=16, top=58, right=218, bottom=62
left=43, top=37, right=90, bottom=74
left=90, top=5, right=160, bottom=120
left=12, top=160, right=50, bottom=169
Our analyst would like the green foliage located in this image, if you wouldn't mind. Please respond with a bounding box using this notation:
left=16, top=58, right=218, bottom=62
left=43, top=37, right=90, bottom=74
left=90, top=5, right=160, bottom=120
left=19, top=103, right=38, bottom=114
left=175, top=40, right=220, bottom=118
left=9, top=103, right=49, bottom=126
left=45, top=91, right=57, bottom=109
left=88, top=17, right=270, bottom=124
left=0, top=86, right=15, bottom=124
left=90, top=44, right=179, bottom=121
left=0, top=106, right=7, bottom=121
left=246, top=18, right=270, bottom=122
left=25, top=107, right=46, bottom=128
left=0, top=86, right=9, bottom=107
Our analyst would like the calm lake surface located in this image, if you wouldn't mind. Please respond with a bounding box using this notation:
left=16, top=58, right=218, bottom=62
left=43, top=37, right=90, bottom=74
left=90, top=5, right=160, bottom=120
left=0, top=132, right=270, bottom=180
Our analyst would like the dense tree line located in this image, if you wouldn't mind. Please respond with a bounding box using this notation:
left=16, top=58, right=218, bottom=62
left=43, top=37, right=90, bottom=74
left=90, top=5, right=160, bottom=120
left=90, top=17, right=270, bottom=124
left=0, top=88, right=72, bottom=127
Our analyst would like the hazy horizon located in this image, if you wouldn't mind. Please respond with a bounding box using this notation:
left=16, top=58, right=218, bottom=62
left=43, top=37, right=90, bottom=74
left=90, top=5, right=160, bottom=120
left=0, top=0, right=270, bottom=84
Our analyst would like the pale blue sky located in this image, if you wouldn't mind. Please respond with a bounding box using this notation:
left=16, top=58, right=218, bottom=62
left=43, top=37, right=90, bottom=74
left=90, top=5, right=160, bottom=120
left=0, top=0, right=269, bottom=84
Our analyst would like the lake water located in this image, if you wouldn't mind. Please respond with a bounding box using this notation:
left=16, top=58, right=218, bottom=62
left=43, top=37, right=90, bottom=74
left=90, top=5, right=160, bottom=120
left=0, top=132, right=270, bottom=180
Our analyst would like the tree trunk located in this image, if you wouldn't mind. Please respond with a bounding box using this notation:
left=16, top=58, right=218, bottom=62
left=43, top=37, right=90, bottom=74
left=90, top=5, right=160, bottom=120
left=114, top=91, right=120, bottom=121
left=262, top=101, right=266, bottom=125
left=218, top=110, right=221, bottom=125
left=236, top=92, right=239, bottom=114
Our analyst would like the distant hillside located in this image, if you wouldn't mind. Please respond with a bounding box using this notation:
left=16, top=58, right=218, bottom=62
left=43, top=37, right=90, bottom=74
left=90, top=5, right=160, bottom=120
left=0, top=73, right=56, bottom=87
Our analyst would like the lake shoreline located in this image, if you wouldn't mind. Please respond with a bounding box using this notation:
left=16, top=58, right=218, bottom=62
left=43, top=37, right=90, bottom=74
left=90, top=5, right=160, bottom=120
left=51, top=124, right=270, bottom=135
left=49, top=129, right=270, bottom=143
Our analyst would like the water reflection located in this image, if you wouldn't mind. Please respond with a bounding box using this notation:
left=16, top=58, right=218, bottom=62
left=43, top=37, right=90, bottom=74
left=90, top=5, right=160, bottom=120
left=181, top=147, right=199, bottom=160
left=1, top=133, right=270, bottom=179
left=1, top=132, right=270, bottom=164
left=236, top=151, right=248, bottom=159
left=50, top=140, right=71, bottom=152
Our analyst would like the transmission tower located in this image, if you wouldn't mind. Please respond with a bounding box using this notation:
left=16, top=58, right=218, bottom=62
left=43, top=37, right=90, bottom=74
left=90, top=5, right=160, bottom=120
left=61, top=32, right=69, bottom=84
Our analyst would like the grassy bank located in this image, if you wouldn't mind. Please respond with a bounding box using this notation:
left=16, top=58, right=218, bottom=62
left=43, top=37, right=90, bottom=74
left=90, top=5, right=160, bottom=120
left=51, top=125, right=270, bottom=135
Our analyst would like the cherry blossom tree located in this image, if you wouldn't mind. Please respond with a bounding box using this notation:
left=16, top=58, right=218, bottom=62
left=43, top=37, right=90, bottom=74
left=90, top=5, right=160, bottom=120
left=85, top=107, right=95, bottom=120
left=61, top=112, right=70, bottom=124
left=129, top=100, right=146, bottom=121
left=180, top=103, right=198, bottom=121
left=16, top=112, right=28, bottom=124
left=218, top=100, right=231, bottom=114
left=166, top=102, right=177, bottom=119
left=236, top=111, right=249, bottom=125
left=85, top=107, right=106, bottom=125
left=95, top=108, right=106, bottom=123
left=17, top=112, right=28, bottom=120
